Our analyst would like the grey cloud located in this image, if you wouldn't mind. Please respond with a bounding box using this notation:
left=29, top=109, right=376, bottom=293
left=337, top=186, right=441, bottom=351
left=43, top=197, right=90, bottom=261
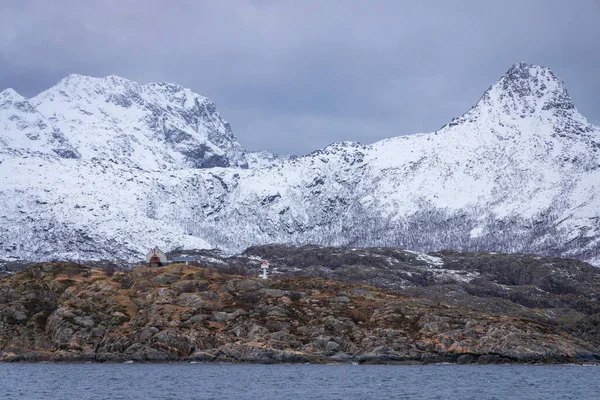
left=0, top=0, right=598, bottom=155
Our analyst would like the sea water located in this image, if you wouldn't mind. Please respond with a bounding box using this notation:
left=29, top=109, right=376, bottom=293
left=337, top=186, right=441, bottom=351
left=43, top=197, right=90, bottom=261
left=1, top=363, right=598, bottom=399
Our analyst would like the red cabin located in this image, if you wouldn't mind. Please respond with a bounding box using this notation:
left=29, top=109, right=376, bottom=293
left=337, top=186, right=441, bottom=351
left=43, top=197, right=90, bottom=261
left=149, top=253, right=161, bottom=267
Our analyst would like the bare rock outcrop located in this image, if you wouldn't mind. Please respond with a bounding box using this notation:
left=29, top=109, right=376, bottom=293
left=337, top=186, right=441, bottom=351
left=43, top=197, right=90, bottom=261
left=0, top=262, right=598, bottom=364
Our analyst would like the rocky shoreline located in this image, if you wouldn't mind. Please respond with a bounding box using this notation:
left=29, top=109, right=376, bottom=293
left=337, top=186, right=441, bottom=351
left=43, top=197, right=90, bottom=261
left=1, top=258, right=599, bottom=364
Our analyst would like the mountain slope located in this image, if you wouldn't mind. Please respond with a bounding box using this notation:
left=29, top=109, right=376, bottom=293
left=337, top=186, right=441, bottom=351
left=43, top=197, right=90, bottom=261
left=0, top=88, right=80, bottom=159
left=0, top=64, right=598, bottom=265
left=1, top=74, right=248, bottom=169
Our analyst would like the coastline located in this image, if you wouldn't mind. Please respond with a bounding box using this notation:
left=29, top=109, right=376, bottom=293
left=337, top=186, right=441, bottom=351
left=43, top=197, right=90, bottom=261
left=2, top=261, right=600, bottom=366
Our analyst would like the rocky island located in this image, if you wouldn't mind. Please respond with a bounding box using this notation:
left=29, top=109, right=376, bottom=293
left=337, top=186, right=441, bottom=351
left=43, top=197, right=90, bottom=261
left=1, top=245, right=599, bottom=364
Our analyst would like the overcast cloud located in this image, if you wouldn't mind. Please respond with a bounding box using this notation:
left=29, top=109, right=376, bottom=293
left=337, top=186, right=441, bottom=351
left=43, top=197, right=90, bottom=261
left=1, top=0, right=599, bottom=155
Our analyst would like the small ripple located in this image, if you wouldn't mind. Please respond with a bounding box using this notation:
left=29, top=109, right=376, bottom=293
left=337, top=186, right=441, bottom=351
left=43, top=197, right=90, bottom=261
left=1, top=363, right=600, bottom=399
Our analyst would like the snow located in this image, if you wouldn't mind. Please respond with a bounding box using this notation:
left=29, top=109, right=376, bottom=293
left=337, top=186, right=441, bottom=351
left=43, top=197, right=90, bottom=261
left=197, top=256, right=227, bottom=265
left=2, top=73, right=246, bottom=170
left=0, top=64, right=599, bottom=265
left=405, top=250, right=444, bottom=267
left=403, top=250, right=479, bottom=283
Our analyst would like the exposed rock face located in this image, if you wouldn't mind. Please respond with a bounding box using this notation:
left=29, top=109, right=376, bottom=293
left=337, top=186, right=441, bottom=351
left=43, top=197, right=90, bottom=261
left=0, top=261, right=598, bottom=364
left=185, top=244, right=600, bottom=350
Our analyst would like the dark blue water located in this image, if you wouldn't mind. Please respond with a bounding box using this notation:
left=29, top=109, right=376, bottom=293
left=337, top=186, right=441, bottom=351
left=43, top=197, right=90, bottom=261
left=1, top=363, right=598, bottom=399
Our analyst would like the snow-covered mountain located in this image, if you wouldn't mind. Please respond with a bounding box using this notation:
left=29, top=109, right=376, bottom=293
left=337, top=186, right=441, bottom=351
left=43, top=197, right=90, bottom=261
left=1, top=63, right=599, bottom=265
left=0, top=74, right=248, bottom=169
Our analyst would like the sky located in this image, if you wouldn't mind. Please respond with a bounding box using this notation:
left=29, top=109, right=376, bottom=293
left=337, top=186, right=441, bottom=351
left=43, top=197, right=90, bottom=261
left=1, top=0, right=599, bottom=156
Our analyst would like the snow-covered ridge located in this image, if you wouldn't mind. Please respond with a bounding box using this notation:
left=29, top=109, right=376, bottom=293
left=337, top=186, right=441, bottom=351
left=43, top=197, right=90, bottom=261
left=1, top=73, right=249, bottom=169
left=0, top=63, right=599, bottom=265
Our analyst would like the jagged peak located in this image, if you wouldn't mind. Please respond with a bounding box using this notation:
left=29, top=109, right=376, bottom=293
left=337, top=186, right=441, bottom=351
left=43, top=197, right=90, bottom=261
left=0, top=88, right=26, bottom=103
left=505, top=62, right=551, bottom=76
left=310, top=141, right=363, bottom=154
left=0, top=88, right=33, bottom=114
left=303, top=141, right=365, bottom=163
left=439, top=63, right=581, bottom=133
left=34, top=73, right=210, bottom=108
left=14, top=73, right=246, bottom=169
left=479, top=62, right=575, bottom=115
left=55, top=73, right=198, bottom=95
left=145, top=81, right=185, bottom=92
left=52, top=73, right=140, bottom=92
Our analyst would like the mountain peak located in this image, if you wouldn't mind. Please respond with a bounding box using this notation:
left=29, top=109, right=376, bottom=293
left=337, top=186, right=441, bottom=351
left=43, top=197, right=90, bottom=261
left=0, top=88, right=26, bottom=104
left=445, top=63, right=578, bottom=128
left=505, top=62, right=549, bottom=75
left=58, top=73, right=95, bottom=86
left=0, top=88, right=34, bottom=114
left=483, top=63, right=575, bottom=115
left=39, top=74, right=210, bottom=109
left=438, top=63, right=595, bottom=141
left=53, top=73, right=140, bottom=92
left=19, top=73, right=248, bottom=169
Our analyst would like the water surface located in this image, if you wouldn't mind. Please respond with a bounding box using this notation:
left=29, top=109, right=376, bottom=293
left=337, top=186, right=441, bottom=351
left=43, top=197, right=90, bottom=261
left=1, top=363, right=597, bottom=399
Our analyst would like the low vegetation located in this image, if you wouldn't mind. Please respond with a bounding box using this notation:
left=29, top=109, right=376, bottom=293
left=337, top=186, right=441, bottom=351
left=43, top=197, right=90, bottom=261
left=0, top=260, right=598, bottom=364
